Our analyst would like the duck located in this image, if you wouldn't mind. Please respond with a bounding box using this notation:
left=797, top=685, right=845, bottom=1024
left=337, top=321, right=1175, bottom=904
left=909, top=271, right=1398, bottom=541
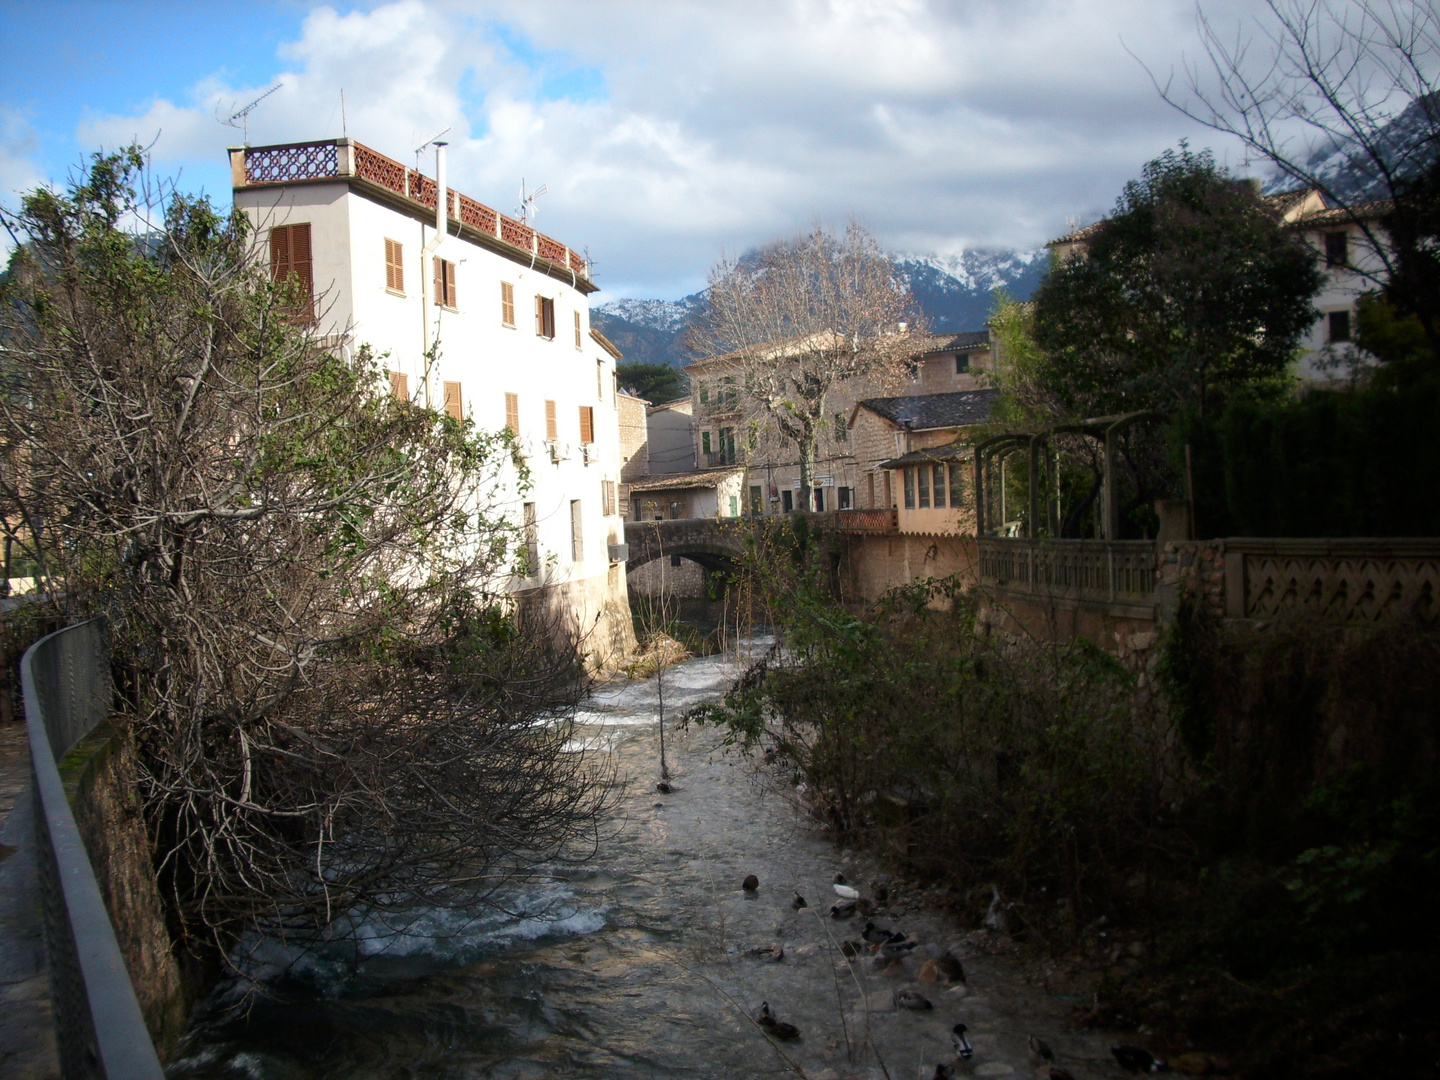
left=951, top=1024, right=974, bottom=1059
left=790, top=891, right=807, bottom=910
left=839, top=939, right=864, bottom=958
left=879, top=938, right=918, bottom=960
left=935, top=953, right=966, bottom=983
left=855, top=897, right=877, bottom=917
left=830, top=900, right=856, bottom=919
left=932, top=1065, right=956, bottom=1079
left=1028, top=1036, right=1055, bottom=1069
left=833, top=871, right=848, bottom=884
left=742, top=874, right=759, bottom=892
left=745, top=943, right=784, bottom=962
left=756, top=1001, right=800, bottom=1040
left=893, top=988, right=933, bottom=1010
left=655, top=780, right=673, bottom=794
left=861, top=920, right=896, bottom=944
left=834, top=882, right=861, bottom=900
left=1112, top=1046, right=1169, bottom=1073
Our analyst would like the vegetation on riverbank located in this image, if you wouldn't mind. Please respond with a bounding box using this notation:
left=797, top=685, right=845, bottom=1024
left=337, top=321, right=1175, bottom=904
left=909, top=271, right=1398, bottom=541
left=688, top=519, right=1439, bottom=1078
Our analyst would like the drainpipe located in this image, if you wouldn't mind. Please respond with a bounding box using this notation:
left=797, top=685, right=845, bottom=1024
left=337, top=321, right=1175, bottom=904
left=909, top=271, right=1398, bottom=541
left=419, top=141, right=448, bottom=410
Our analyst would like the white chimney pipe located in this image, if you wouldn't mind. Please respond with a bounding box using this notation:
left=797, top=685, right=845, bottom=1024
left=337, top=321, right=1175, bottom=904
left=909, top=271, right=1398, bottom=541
left=420, top=141, right=449, bottom=409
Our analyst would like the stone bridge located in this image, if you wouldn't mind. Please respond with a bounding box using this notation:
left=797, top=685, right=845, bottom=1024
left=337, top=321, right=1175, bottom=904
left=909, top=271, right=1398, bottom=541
left=622, top=517, right=751, bottom=574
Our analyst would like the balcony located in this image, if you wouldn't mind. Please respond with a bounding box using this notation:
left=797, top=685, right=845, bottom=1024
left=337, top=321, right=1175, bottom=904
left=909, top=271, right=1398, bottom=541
left=703, top=451, right=739, bottom=468
left=830, top=508, right=898, bottom=534
left=231, top=139, right=591, bottom=283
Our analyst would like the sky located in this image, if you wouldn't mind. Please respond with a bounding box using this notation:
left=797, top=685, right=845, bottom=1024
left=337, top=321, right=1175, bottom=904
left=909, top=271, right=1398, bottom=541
left=1, top=0, right=1275, bottom=300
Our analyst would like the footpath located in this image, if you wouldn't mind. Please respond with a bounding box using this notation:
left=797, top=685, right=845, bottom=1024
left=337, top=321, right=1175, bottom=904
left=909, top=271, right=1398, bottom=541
left=0, top=721, right=59, bottom=1079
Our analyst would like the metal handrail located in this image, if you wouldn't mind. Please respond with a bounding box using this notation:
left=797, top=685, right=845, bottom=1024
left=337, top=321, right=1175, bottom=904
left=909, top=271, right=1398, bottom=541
left=21, top=619, right=164, bottom=1080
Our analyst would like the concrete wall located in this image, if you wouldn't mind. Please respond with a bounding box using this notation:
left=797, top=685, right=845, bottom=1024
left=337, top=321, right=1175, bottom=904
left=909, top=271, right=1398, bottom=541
left=839, top=533, right=980, bottom=602
left=646, top=401, right=696, bottom=474
left=618, top=392, right=650, bottom=483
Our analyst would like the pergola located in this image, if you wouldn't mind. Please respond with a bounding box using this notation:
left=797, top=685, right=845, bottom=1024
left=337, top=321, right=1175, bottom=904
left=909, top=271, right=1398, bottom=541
left=973, top=411, right=1164, bottom=540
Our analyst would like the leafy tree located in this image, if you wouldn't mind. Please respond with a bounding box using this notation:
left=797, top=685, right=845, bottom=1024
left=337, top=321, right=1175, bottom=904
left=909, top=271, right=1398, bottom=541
left=0, top=151, right=612, bottom=959
left=616, top=360, right=688, bottom=403
left=1032, top=146, right=1322, bottom=418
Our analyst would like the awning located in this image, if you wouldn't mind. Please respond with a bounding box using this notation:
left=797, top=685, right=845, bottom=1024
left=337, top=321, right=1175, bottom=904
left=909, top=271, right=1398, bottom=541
left=876, top=441, right=969, bottom=470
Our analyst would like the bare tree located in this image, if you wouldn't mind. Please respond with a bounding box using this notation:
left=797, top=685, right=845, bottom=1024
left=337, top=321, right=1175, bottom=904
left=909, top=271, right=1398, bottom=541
left=691, top=224, right=918, bottom=510
left=0, top=151, right=614, bottom=960
left=1150, top=0, right=1440, bottom=345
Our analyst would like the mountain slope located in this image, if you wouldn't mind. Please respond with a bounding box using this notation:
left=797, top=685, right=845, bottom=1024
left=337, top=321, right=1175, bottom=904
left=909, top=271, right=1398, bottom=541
left=593, top=247, right=1048, bottom=368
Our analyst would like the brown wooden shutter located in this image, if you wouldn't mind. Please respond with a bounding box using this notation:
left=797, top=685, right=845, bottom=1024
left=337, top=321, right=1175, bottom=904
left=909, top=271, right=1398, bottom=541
left=505, top=392, right=519, bottom=434
left=545, top=400, right=557, bottom=440
left=570, top=500, right=583, bottom=562
left=434, top=257, right=442, bottom=306
left=535, top=294, right=544, bottom=335
left=501, top=281, right=515, bottom=325
left=545, top=298, right=555, bottom=338
left=443, top=381, right=462, bottom=420
left=445, top=259, right=456, bottom=308
left=385, top=239, right=404, bottom=292
left=269, top=227, right=291, bottom=283
left=389, top=371, right=409, bottom=400
left=574, top=310, right=582, bottom=349
left=579, top=405, right=594, bottom=444
left=270, top=223, right=313, bottom=319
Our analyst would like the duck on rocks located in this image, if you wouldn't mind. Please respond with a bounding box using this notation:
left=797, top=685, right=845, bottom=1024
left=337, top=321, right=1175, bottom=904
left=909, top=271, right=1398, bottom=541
left=742, top=874, right=759, bottom=892
left=756, top=1001, right=800, bottom=1040
left=893, top=988, right=933, bottom=1010
left=745, top=943, right=784, bottom=962
left=951, top=1024, right=974, bottom=1059
left=934, top=952, right=966, bottom=983
left=790, top=891, right=807, bottom=910
left=655, top=780, right=673, bottom=794
left=879, top=938, right=919, bottom=960
left=861, top=920, right=903, bottom=944
left=840, top=939, right=864, bottom=958
left=830, top=900, right=856, bottom=919
left=1028, top=1036, right=1055, bottom=1069
left=1112, top=1046, right=1170, bottom=1073
left=834, top=881, right=861, bottom=901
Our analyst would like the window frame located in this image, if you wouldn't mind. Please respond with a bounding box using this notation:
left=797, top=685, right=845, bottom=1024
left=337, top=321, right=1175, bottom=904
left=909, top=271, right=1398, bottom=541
left=578, top=405, right=595, bottom=445
left=433, top=257, right=457, bottom=310
left=384, top=237, right=405, bottom=294
left=505, top=392, right=520, bottom=435
left=443, top=380, right=463, bottom=421
left=1324, top=230, right=1349, bottom=269
left=536, top=295, right=556, bottom=339
left=1328, top=308, right=1352, bottom=343
left=501, top=281, right=516, bottom=327
left=269, top=222, right=314, bottom=321
left=545, top=399, right=558, bottom=441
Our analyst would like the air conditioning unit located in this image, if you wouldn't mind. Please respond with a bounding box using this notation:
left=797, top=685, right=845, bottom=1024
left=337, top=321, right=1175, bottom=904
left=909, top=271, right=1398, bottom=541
left=580, top=444, right=596, bottom=465
left=607, top=543, right=629, bottom=564
left=546, top=440, right=571, bottom=462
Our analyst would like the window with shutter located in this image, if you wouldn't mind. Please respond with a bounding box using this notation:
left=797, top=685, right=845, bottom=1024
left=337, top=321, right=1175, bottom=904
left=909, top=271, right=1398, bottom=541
left=545, top=399, right=557, bottom=441
left=574, top=310, right=583, bottom=349
left=501, top=281, right=516, bottom=326
left=570, top=500, right=583, bottom=562
left=596, top=360, right=603, bottom=400
left=601, top=479, right=616, bottom=516
left=269, top=223, right=314, bottom=320
left=523, top=502, right=539, bottom=572
left=384, top=238, right=404, bottom=293
left=505, top=392, right=519, bottom=434
left=579, top=406, right=594, bottom=445
left=389, top=371, right=409, bottom=401
left=434, top=258, right=457, bottom=308
left=535, top=295, right=555, bottom=338
left=443, top=381, right=463, bottom=420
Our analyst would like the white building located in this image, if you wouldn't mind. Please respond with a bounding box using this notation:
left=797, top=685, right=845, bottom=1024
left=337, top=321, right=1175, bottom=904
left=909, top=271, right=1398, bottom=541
left=230, top=137, right=633, bottom=666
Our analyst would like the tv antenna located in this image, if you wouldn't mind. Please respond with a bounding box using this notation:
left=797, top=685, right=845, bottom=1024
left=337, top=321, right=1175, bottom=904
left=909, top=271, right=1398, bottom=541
left=220, top=84, right=282, bottom=145
left=516, top=178, right=548, bottom=224
left=414, top=127, right=451, bottom=169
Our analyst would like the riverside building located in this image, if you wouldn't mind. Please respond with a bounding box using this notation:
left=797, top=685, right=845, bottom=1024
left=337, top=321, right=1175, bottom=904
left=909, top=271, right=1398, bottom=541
left=229, top=137, right=633, bottom=666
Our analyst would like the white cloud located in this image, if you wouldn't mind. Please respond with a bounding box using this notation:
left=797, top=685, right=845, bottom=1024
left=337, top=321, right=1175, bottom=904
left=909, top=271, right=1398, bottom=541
left=0, top=106, right=44, bottom=248
left=69, top=0, right=1275, bottom=297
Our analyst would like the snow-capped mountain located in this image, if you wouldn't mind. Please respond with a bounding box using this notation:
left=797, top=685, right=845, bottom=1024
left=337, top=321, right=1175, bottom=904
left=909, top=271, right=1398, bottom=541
left=592, top=247, right=1049, bottom=368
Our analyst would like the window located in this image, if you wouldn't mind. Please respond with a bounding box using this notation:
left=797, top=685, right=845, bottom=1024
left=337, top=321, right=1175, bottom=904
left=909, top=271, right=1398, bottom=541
left=522, top=502, right=539, bottom=572
left=1325, top=230, right=1348, bottom=268
left=1329, top=309, right=1352, bottom=343
left=698, top=383, right=709, bottom=405
left=575, top=310, right=583, bottom=349
left=720, top=427, right=735, bottom=463
left=596, top=360, right=603, bottom=400
left=545, top=400, right=558, bottom=441
left=918, top=464, right=930, bottom=508
left=389, top=371, right=409, bottom=401
left=813, top=487, right=825, bottom=512
left=722, top=376, right=737, bottom=407
left=834, top=413, right=847, bottom=441
left=883, top=472, right=892, bottom=508
left=384, top=238, right=404, bottom=293
left=729, top=495, right=739, bottom=517
left=268, top=223, right=314, bottom=320
left=570, top=500, right=583, bottom=561
left=838, top=486, right=851, bottom=509
left=434, top=257, right=457, bottom=308
left=601, top=479, right=617, bottom=516
left=949, top=463, right=964, bottom=508
left=867, top=474, right=876, bottom=509
left=535, top=295, right=556, bottom=338
left=782, top=489, right=794, bottom=513
left=579, top=405, right=595, bottom=444
left=932, top=464, right=947, bottom=508
left=501, top=281, right=516, bottom=326
left=443, top=381, right=463, bottom=421
left=956, top=354, right=970, bottom=374
left=701, top=431, right=712, bottom=455
left=749, top=485, right=763, bottom=516
left=904, top=467, right=915, bottom=509
left=505, top=392, right=519, bottom=434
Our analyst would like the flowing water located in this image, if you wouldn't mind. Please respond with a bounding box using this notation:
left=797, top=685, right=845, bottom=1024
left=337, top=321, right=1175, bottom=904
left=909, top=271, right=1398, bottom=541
left=170, top=645, right=1119, bottom=1080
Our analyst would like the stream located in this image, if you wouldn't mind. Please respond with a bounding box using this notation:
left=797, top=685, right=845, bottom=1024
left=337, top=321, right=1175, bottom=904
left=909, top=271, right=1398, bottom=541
left=169, top=644, right=1121, bottom=1080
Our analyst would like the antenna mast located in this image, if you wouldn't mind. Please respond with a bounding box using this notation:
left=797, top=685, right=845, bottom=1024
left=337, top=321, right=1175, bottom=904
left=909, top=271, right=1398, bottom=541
left=516, top=178, right=548, bottom=224
left=221, top=84, right=282, bottom=145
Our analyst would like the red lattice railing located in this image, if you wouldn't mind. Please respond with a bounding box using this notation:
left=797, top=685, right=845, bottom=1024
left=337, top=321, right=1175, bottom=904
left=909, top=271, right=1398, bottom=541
left=352, top=143, right=405, bottom=195
left=457, top=193, right=497, bottom=234
left=406, top=169, right=437, bottom=209
left=245, top=142, right=339, bottom=184
left=242, top=139, right=589, bottom=278
left=499, top=216, right=534, bottom=250
left=536, top=234, right=567, bottom=264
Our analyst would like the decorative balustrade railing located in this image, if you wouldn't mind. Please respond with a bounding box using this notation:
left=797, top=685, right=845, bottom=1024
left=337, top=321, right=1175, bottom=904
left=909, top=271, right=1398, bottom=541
left=979, top=538, right=1158, bottom=608
left=21, top=620, right=164, bottom=1080
left=831, top=508, right=898, bottom=534
left=1223, top=538, right=1440, bottom=625
left=237, top=140, right=588, bottom=280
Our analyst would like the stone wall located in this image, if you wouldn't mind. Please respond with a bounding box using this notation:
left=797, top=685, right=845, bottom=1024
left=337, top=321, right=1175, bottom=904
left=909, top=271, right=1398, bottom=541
left=839, top=533, right=979, bottom=603
left=627, top=555, right=709, bottom=600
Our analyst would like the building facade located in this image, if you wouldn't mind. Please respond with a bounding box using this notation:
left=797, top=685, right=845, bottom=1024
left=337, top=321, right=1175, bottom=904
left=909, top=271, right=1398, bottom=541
left=230, top=137, right=633, bottom=666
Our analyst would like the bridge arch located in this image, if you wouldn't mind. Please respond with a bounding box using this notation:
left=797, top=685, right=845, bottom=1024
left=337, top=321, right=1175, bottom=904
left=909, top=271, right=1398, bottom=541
left=623, top=518, right=750, bottom=576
